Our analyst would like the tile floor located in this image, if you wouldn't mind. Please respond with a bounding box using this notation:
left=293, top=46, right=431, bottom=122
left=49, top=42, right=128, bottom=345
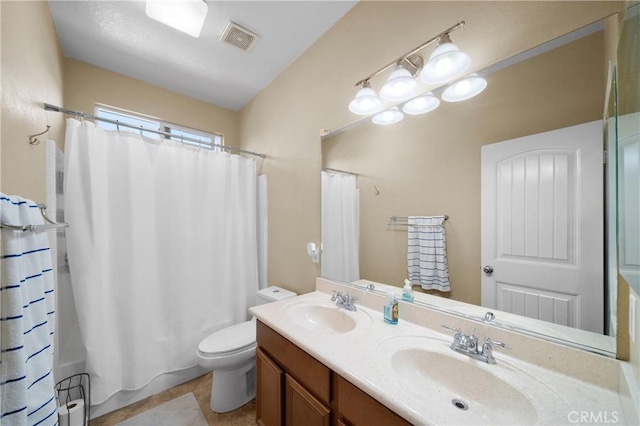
left=89, top=373, right=256, bottom=426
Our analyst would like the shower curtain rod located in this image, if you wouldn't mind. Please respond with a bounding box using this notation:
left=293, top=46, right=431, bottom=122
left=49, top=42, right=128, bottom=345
left=323, top=167, right=359, bottom=176
left=43, top=103, right=267, bottom=159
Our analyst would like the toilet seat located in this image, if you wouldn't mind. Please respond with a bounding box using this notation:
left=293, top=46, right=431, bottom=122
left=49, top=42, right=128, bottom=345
left=198, top=319, right=256, bottom=357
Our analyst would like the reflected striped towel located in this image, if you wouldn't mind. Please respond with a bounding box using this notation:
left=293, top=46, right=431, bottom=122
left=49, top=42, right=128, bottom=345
left=407, top=216, right=451, bottom=292
left=1, top=194, right=58, bottom=426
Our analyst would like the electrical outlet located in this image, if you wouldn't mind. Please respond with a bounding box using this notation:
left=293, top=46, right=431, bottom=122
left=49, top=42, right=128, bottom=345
left=630, top=293, right=638, bottom=343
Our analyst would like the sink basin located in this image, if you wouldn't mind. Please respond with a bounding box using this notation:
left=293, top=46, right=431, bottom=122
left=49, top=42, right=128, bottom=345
left=378, top=336, right=539, bottom=425
left=283, top=302, right=368, bottom=334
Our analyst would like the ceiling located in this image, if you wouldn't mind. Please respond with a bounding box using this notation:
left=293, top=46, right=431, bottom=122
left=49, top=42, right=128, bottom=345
left=48, top=0, right=357, bottom=111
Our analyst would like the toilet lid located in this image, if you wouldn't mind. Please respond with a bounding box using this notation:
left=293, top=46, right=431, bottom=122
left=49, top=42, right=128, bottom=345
left=198, top=320, right=256, bottom=355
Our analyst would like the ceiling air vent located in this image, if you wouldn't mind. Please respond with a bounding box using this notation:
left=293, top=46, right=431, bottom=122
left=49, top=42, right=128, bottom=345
left=219, top=22, right=259, bottom=52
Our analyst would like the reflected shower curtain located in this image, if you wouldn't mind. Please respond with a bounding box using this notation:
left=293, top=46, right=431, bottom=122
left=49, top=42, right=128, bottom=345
left=63, top=119, right=258, bottom=404
left=321, top=171, right=359, bottom=282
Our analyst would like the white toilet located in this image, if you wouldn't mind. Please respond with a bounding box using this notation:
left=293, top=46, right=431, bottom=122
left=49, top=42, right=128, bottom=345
left=197, top=286, right=297, bottom=413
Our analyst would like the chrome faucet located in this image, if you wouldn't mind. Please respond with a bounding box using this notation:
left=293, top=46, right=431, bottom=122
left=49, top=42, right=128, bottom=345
left=331, top=291, right=358, bottom=311
left=442, top=325, right=509, bottom=364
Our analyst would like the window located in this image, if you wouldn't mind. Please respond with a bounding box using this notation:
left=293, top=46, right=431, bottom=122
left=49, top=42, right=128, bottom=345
left=94, top=105, right=223, bottom=150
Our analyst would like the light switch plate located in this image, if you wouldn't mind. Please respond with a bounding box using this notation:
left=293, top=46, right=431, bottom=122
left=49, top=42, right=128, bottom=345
left=630, top=293, right=638, bottom=343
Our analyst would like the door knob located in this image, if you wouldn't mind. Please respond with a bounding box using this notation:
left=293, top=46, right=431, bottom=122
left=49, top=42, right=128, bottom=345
left=483, top=265, right=494, bottom=274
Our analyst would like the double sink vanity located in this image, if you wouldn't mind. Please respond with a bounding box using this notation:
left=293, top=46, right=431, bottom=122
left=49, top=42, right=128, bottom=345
left=250, top=278, right=632, bottom=426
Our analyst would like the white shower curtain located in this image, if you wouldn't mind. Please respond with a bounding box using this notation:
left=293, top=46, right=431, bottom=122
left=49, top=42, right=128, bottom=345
left=321, top=171, right=359, bottom=282
left=63, top=119, right=259, bottom=404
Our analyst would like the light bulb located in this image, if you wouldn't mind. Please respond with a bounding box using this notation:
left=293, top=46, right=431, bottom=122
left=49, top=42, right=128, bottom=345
left=413, top=98, right=428, bottom=109
left=455, top=80, right=472, bottom=95
left=360, top=98, right=373, bottom=110
left=372, top=107, right=404, bottom=125
left=420, top=37, right=471, bottom=84
left=402, top=93, right=440, bottom=115
left=435, top=57, right=454, bottom=76
left=442, top=74, right=487, bottom=102
left=349, top=83, right=383, bottom=115
left=380, top=65, right=418, bottom=102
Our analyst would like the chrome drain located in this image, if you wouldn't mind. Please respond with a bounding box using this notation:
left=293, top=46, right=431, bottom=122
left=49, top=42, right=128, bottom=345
left=452, top=399, right=469, bottom=410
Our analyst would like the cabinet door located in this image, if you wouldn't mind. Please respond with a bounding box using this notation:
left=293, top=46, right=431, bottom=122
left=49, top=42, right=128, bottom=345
left=285, top=375, right=331, bottom=426
left=257, top=348, right=284, bottom=426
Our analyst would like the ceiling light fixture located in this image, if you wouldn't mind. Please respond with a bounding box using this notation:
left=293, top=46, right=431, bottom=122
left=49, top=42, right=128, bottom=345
left=146, top=0, right=208, bottom=38
left=372, top=107, right=404, bottom=126
left=348, top=21, right=486, bottom=125
left=441, top=73, right=487, bottom=102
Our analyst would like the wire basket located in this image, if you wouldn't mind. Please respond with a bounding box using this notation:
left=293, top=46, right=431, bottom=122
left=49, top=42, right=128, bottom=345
left=55, top=373, right=90, bottom=426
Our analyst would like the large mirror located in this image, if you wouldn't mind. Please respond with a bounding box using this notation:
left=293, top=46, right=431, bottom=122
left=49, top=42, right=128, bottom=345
left=321, top=17, right=621, bottom=356
left=616, top=3, right=640, bottom=294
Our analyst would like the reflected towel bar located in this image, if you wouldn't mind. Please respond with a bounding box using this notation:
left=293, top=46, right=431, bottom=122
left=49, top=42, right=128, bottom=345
left=388, top=215, right=449, bottom=226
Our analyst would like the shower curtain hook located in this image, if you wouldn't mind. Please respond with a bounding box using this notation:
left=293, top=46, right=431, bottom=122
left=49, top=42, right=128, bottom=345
left=116, top=121, right=120, bottom=132
left=181, top=135, right=184, bottom=148
left=139, top=127, right=143, bottom=137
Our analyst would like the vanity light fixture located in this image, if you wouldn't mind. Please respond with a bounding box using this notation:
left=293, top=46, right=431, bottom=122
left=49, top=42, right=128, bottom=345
left=146, top=0, right=208, bottom=38
left=372, top=107, right=404, bottom=126
left=348, top=21, right=486, bottom=125
left=441, top=73, right=488, bottom=102
left=349, top=81, right=384, bottom=115
left=402, top=93, right=440, bottom=115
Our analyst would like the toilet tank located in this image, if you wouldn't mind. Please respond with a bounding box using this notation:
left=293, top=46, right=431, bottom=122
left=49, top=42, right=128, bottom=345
left=256, top=286, right=297, bottom=305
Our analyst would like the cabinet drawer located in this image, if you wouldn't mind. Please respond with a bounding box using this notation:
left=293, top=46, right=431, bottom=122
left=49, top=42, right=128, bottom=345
left=257, top=321, right=331, bottom=405
left=335, top=375, right=411, bottom=426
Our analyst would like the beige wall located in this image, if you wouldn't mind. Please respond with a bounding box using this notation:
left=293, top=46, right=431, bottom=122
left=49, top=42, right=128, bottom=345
left=1, top=1, right=65, bottom=203
left=239, top=1, right=624, bottom=297
left=64, top=59, right=239, bottom=150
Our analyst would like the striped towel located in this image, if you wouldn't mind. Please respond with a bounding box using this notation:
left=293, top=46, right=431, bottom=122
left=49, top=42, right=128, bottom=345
left=407, top=216, right=451, bottom=292
left=1, top=194, right=58, bottom=426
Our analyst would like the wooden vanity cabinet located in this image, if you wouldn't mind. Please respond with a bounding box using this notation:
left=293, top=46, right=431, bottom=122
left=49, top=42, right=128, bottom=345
left=256, top=320, right=410, bottom=426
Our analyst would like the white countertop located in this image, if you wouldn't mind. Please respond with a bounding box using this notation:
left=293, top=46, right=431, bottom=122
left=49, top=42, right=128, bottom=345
left=250, top=285, right=628, bottom=426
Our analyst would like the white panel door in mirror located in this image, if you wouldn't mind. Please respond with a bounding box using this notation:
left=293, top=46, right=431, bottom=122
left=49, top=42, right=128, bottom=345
left=482, top=120, right=603, bottom=333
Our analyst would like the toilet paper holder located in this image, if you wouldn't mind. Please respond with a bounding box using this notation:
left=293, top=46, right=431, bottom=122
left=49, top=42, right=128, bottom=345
left=55, top=373, right=90, bottom=426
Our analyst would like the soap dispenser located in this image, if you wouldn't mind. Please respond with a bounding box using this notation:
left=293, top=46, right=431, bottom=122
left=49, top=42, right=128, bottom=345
left=384, top=291, right=398, bottom=325
left=402, top=279, right=414, bottom=302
